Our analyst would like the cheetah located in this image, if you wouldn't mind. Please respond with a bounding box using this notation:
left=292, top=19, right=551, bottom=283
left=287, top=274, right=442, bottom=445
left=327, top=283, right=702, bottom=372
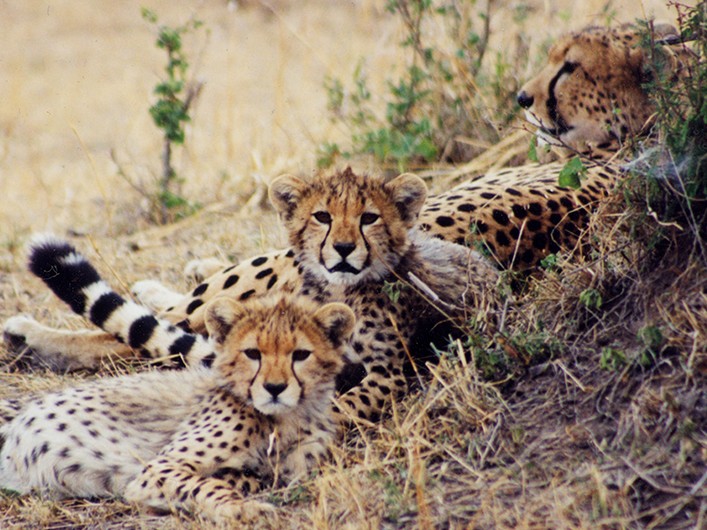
left=417, top=23, right=691, bottom=267
left=0, top=242, right=356, bottom=523
left=8, top=171, right=500, bottom=426
left=3, top=24, right=688, bottom=414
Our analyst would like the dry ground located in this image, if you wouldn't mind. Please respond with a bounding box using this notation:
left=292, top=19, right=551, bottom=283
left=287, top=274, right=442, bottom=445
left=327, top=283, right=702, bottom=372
left=0, top=1, right=704, bottom=529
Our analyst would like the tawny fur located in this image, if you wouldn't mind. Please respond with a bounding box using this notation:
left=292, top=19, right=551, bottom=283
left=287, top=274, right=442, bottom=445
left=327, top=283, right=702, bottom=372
left=0, top=294, right=355, bottom=523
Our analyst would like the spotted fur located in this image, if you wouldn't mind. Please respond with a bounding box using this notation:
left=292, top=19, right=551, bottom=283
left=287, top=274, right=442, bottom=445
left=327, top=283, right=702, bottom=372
left=4, top=25, right=687, bottom=423
left=8, top=171, right=499, bottom=426
left=0, top=293, right=355, bottom=523
left=417, top=24, right=692, bottom=268
left=517, top=23, right=688, bottom=151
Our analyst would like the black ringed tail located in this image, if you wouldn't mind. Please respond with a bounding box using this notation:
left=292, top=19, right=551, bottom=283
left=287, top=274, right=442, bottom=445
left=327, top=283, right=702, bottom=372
left=27, top=234, right=215, bottom=368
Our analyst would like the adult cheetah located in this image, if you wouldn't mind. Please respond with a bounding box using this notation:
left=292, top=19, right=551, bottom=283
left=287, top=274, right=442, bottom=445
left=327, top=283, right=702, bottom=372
left=2, top=24, right=689, bottom=416
left=418, top=23, right=691, bottom=267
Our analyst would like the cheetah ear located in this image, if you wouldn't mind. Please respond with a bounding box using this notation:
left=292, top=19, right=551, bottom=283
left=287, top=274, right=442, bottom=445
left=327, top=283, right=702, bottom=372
left=313, top=302, right=355, bottom=350
left=653, top=23, right=680, bottom=45
left=205, top=297, right=248, bottom=344
left=269, top=174, right=307, bottom=220
left=386, top=173, right=428, bottom=227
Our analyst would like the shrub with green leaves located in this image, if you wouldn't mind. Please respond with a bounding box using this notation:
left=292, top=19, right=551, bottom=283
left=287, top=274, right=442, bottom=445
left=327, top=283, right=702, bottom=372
left=142, top=8, right=204, bottom=223
left=628, top=5, right=706, bottom=261
left=319, top=0, right=527, bottom=170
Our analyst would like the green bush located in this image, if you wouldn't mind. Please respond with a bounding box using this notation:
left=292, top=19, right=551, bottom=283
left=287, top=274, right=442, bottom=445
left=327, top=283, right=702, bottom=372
left=142, top=8, right=205, bottom=223
left=629, top=5, right=706, bottom=261
left=319, top=0, right=528, bottom=171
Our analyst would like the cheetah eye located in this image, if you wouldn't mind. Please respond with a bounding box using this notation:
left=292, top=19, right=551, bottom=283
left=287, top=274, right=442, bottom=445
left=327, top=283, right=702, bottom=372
left=243, top=348, right=261, bottom=361
left=559, top=61, right=579, bottom=76
left=360, top=212, right=380, bottom=225
left=313, top=211, right=332, bottom=224
left=292, top=349, right=312, bottom=362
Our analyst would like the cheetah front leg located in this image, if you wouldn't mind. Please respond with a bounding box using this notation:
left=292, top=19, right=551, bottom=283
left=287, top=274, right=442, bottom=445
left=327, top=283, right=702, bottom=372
left=123, top=390, right=275, bottom=523
left=124, top=458, right=274, bottom=524
left=333, top=340, right=407, bottom=427
left=129, top=280, right=186, bottom=313
left=277, top=425, right=335, bottom=483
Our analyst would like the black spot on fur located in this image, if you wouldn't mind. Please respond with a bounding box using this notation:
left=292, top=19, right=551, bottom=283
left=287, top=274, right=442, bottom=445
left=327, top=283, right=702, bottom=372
left=495, top=230, right=511, bottom=247
left=527, top=219, right=542, bottom=232
left=176, top=319, right=193, bottom=332
left=528, top=202, right=543, bottom=216
left=223, top=275, right=240, bottom=289
left=266, top=275, right=278, bottom=290
left=201, top=353, right=216, bottom=368
left=239, top=289, right=255, bottom=301
left=512, top=205, right=528, bottom=219
left=186, top=299, right=204, bottom=315
left=435, top=216, right=455, bottom=227
left=532, top=232, right=548, bottom=250
left=560, top=197, right=574, bottom=209
left=255, top=268, right=273, bottom=279
left=192, top=283, right=208, bottom=297
left=491, top=209, right=510, bottom=226
left=251, top=257, right=268, bottom=267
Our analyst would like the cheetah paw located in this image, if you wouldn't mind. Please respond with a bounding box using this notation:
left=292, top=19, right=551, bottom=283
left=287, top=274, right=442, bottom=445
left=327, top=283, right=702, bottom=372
left=211, top=499, right=276, bottom=524
left=183, top=258, right=231, bottom=284
left=130, top=280, right=184, bottom=312
left=2, top=315, right=64, bottom=371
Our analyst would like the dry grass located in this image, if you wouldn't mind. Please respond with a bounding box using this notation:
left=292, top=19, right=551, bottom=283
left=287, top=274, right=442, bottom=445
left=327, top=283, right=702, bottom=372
left=1, top=1, right=704, bottom=528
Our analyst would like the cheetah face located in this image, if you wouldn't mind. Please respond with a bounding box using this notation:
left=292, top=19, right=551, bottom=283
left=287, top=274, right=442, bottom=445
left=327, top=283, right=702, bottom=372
left=205, top=295, right=356, bottom=416
left=269, top=168, right=427, bottom=285
left=516, top=26, right=658, bottom=150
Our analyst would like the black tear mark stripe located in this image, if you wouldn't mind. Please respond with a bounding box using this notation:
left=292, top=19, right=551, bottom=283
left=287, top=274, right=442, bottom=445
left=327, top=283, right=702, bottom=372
left=546, top=61, right=578, bottom=134
left=27, top=236, right=216, bottom=367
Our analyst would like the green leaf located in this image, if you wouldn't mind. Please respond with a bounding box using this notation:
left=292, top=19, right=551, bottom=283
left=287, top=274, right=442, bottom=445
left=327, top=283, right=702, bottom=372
left=539, top=253, right=557, bottom=270
left=528, top=137, right=539, bottom=162
left=141, top=7, right=158, bottom=24
left=383, top=281, right=402, bottom=304
left=579, top=288, right=602, bottom=309
left=558, top=156, right=587, bottom=189
left=415, top=137, right=438, bottom=161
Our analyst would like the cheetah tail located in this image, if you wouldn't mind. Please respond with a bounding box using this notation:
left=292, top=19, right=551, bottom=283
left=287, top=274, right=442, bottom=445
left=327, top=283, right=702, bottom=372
left=26, top=234, right=215, bottom=368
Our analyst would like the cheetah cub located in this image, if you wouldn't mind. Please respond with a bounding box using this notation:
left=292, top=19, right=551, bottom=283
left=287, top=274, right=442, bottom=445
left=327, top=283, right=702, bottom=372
left=0, top=285, right=355, bottom=523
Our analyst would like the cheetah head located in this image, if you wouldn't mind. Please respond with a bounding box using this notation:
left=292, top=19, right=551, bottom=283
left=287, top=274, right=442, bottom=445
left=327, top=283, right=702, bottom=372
left=517, top=24, right=683, bottom=151
left=269, top=168, right=427, bottom=285
left=204, top=295, right=356, bottom=416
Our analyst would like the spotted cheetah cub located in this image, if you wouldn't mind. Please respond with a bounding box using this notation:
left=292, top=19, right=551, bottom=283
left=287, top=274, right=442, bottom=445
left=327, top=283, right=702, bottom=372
left=0, top=261, right=355, bottom=523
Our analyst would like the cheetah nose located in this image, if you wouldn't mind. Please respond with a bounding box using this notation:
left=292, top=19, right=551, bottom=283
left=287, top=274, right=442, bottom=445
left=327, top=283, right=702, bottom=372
left=333, top=242, right=356, bottom=258
left=517, top=91, right=534, bottom=109
left=264, top=382, right=288, bottom=398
